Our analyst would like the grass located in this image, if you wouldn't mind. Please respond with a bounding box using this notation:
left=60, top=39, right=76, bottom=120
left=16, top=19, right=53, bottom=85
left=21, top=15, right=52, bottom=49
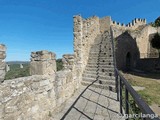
left=123, top=72, right=160, bottom=106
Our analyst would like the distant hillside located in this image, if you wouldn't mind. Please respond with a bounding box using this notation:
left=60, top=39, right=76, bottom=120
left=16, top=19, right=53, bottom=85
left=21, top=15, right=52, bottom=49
left=5, top=59, right=63, bottom=80
left=6, top=61, right=29, bottom=65
left=5, top=64, right=30, bottom=80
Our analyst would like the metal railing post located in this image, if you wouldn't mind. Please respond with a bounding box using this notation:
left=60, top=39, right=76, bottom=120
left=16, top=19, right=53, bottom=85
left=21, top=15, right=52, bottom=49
left=116, top=71, right=119, bottom=101
left=120, top=77, right=123, bottom=115
left=125, top=86, right=129, bottom=120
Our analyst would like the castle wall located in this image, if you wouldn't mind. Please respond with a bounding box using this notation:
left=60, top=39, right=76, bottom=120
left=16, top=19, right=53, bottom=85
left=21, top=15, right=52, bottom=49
left=136, top=58, right=160, bottom=72
left=100, top=16, right=111, bottom=32
left=114, top=32, right=140, bottom=70
left=0, top=75, right=55, bottom=120
left=1, top=15, right=159, bottom=119
left=132, top=26, right=159, bottom=58
left=111, top=18, right=146, bottom=31
left=30, top=50, right=56, bottom=75
left=73, top=15, right=100, bottom=83
left=0, top=51, right=77, bottom=120
left=0, top=44, right=6, bottom=83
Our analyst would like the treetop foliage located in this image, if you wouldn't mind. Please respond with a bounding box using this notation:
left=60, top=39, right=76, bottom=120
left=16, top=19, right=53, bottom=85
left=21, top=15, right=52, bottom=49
left=152, top=16, right=160, bottom=27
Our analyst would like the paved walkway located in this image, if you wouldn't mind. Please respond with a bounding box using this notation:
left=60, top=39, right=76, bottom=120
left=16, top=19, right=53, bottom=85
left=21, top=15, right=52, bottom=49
left=52, top=84, right=124, bottom=120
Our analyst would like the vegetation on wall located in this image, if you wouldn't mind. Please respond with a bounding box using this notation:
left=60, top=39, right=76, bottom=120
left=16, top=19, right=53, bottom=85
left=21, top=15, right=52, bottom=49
left=152, top=16, right=160, bottom=27
left=151, top=33, right=160, bottom=58
left=56, top=59, right=63, bottom=71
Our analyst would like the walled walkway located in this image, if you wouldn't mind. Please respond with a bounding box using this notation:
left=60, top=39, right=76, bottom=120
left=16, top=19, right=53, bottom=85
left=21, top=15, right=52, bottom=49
left=52, top=83, right=124, bottom=120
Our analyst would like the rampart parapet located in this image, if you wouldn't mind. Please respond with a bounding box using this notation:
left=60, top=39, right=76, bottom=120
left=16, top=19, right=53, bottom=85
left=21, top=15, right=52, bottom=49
left=111, top=18, right=147, bottom=30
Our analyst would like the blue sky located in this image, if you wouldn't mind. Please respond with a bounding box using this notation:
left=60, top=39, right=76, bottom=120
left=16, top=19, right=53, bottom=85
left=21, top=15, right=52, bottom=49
left=0, top=0, right=160, bottom=61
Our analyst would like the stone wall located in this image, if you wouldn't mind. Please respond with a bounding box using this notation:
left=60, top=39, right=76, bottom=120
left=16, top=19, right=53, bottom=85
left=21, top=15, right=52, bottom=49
left=30, top=50, right=56, bottom=75
left=62, top=54, right=74, bottom=70
left=0, top=50, right=77, bottom=120
left=1, top=15, right=159, bottom=119
left=130, top=25, right=160, bottom=58
left=0, top=75, right=55, bottom=120
left=136, top=58, right=160, bottom=72
left=0, top=44, right=6, bottom=83
left=135, top=26, right=157, bottom=58
left=111, top=18, right=146, bottom=31
left=113, top=25, right=160, bottom=59
left=114, top=32, right=140, bottom=70
left=100, top=16, right=111, bottom=32
left=0, top=74, right=77, bottom=120
left=73, top=15, right=100, bottom=83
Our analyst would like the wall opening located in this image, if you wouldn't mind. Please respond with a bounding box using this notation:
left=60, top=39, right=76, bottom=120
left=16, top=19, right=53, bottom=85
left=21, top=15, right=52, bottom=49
left=126, top=52, right=131, bottom=70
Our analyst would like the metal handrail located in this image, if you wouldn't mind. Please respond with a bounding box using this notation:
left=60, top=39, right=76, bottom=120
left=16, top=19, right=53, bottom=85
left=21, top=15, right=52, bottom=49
left=115, top=68, right=160, bottom=120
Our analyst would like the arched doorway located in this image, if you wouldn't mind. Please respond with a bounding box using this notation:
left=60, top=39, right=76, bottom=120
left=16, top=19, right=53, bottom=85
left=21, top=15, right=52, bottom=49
left=126, top=52, right=131, bottom=71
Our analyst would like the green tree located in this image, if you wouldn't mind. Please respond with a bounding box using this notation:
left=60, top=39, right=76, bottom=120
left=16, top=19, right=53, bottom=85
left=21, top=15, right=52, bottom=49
left=155, top=17, right=160, bottom=27
left=152, top=17, right=160, bottom=27
left=151, top=33, right=160, bottom=58
left=56, top=59, right=63, bottom=71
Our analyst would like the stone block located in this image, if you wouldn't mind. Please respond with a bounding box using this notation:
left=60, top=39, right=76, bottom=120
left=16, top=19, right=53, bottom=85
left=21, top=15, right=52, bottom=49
left=62, top=54, right=74, bottom=70
left=0, top=104, right=4, bottom=119
left=0, top=44, right=6, bottom=83
left=0, top=44, right=6, bottom=52
left=30, top=50, right=56, bottom=75
left=0, top=52, right=6, bottom=59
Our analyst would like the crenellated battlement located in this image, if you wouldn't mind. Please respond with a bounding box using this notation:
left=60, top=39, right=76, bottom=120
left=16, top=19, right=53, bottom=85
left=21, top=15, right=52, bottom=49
left=111, top=18, right=147, bottom=30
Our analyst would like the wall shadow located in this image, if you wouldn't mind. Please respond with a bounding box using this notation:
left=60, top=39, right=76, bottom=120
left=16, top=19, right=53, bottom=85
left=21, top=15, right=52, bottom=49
left=115, top=31, right=140, bottom=71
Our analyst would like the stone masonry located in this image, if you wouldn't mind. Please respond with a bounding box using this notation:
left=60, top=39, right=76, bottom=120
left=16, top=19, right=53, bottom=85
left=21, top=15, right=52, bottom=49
left=82, top=31, right=116, bottom=91
left=73, top=15, right=100, bottom=84
left=0, top=50, right=78, bottom=120
left=62, top=54, right=74, bottom=70
left=30, top=50, right=56, bottom=75
left=0, top=44, right=6, bottom=83
left=0, top=15, right=160, bottom=120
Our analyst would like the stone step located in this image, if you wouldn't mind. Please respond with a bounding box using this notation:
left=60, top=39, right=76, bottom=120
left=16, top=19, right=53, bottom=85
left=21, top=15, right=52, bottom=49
left=88, top=57, right=114, bottom=61
left=87, top=62, right=114, bottom=66
left=89, top=54, right=113, bottom=58
left=82, top=77, right=115, bottom=85
left=90, top=46, right=112, bottom=49
left=89, top=51, right=112, bottom=54
left=89, top=49, right=111, bottom=53
left=81, top=80, right=116, bottom=92
left=85, top=67, right=114, bottom=72
left=87, top=60, right=114, bottom=63
left=87, top=60, right=113, bottom=63
left=87, top=60, right=114, bottom=64
left=86, top=64, right=114, bottom=68
left=89, top=51, right=113, bottom=54
left=91, top=44, right=112, bottom=48
left=83, top=70, right=115, bottom=75
left=82, top=73, right=115, bottom=80
left=90, top=46, right=112, bottom=51
left=89, top=50, right=113, bottom=55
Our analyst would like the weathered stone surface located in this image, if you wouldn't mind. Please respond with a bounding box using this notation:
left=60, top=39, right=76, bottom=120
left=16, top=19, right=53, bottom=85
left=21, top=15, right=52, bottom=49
left=30, top=50, right=56, bottom=75
left=0, top=66, right=77, bottom=120
left=1, top=15, right=159, bottom=120
left=0, top=44, right=6, bottom=83
left=62, top=54, right=74, bottom=70
left=0, top=75, right=57, bottom=120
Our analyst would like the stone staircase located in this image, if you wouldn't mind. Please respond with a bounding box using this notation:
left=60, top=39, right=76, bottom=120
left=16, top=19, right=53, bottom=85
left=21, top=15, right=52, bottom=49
left=82, top=31, right=115, bottom=91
